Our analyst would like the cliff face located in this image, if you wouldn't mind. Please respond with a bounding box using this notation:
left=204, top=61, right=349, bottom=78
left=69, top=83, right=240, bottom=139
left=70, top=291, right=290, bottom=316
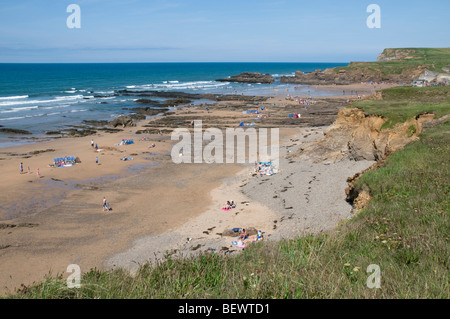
left=377, top=49, right=419, bottom=62
left=292, top=108, right=437, bottom=164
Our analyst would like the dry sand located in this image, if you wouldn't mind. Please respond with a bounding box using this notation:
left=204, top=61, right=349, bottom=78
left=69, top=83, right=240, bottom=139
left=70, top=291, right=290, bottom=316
left=105, top=125, right=375, bottom=275
left=310, top=82, right=402, bottom=97
left=0, top=118, right=239, bottom=294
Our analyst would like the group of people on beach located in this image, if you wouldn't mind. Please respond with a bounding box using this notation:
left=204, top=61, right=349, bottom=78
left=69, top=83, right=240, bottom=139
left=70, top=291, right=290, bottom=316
left=91, top=139, right=98, bottom=150
left=19, top=162, right=39, bottom=177
left=253, top=162, right=274, bottom=176
left=222, top=200, right=237, bottom=211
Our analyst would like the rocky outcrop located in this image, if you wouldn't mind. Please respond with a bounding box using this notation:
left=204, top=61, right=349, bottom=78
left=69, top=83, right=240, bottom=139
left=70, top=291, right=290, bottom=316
left=292, top=108, right=437, bottom=164
left=216, top=72, right=274, bottom=84
left=377, top=49, right=419, bottom=62
left=123, top=106, right=170, bottom=117
left=280, top=64, right=428, bottom=85
left=133, top=99, right=161, bottom=105
left=109, top=115, right=136, bottom=128
left=0, top=128, right=32, bottom=135
left=116, top=90, right=269, bottom=102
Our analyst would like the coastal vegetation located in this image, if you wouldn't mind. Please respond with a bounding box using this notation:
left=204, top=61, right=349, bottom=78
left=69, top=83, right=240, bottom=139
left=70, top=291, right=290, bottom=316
left=5, top=86, right=449, bottom=299
left=281, top=48, right=450, bottom=85
left=351, top=86, right=450, bottom=129
left=337, top=48, right=450, bottom=75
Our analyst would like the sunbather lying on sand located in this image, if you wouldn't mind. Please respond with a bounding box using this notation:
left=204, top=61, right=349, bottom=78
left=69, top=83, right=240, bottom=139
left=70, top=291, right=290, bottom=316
left=239, top=228, right=248, bottom=240
left=227, top=200, right=236, bottom=208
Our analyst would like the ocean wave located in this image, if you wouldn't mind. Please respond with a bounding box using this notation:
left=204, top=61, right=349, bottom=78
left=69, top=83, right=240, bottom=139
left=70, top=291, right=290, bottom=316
left=94, top=91, right=115, bottom=94
left=55, top=95, right=84, bottom=101
left=98, top=96, right=116, bottom=100
left=0, top=95, right=84, bottom=107
left=125, top=81, right=231, bottom=92
left=0, top=95, right=29, bottom=101
left=151, top=81, right=230, bottom=91
left=0, top=113, right=45, bottom=121
left=46, top=112, right=61, bottom=116
left=40, top=104, right=71, bottom=110
left=0, top=106, right=39, bottom=114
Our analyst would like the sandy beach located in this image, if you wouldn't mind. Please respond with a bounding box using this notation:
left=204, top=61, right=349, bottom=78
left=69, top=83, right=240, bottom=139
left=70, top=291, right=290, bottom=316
left=0, top=91, right=373, bottom=294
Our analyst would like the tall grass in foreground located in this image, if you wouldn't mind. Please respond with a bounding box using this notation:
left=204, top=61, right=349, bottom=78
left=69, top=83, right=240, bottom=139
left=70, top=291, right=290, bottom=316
left=5, top=119, right=449, bottom=299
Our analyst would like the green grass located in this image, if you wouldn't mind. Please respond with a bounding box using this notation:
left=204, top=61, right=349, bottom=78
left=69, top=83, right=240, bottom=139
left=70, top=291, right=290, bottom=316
left=335, top=48, right=450, bottom=75
left=350, top=86, right=450, bottom=129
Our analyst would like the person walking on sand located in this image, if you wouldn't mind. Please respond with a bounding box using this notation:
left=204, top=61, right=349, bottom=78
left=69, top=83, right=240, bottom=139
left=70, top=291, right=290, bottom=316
left=103, top=197, right=108, bottom=212
left=36, top=168, right=40, bottom=178
left=91, top=139, right=94, bottom=148
left=20, top=162, right=23, bottom=174
left=96, top=157, right=98, bottom=165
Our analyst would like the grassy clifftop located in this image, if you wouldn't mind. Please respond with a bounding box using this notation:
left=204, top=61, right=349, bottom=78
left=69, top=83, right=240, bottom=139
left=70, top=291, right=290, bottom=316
left=336, top=47, right=450, bottom=77
left=281, top=48, right=450, bottom=85
left=351, top=86, right=450, bottom=129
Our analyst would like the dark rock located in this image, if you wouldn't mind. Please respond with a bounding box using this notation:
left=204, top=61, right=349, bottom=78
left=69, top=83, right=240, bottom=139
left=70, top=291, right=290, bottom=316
left=64, top=128, right=97, bottom=137
left=82, top=120, right=109, bottom=127
left=217, top=72, right=274, bottom=84
left=116, top=90, right=270, bottom=102
left=0, top=128, right=32, bottom=135
left=98, top=127, right=123, bottom=133
left=109, top=115, right=136, bottom=128
left=129, top=113, right=147, bottom=121
left=29, top=149, right=55, bottom=155
left=134, top=99, right=161, bottom=105
left=162, top=98, right=192, bottom=106
left=45, top=131, right=63, bottom=135
left=124, top=106, right=170, bottom=116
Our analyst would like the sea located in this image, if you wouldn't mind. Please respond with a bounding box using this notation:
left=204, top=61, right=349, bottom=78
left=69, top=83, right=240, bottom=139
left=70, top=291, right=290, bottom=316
left=0, top=62, right=347, bottom=148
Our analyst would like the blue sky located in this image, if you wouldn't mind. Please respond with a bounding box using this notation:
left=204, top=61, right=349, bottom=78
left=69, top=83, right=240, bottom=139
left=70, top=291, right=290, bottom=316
left=0, top=0, right=449, bottom=63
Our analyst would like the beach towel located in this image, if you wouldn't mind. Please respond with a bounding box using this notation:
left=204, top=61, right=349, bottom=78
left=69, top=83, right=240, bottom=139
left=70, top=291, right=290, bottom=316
left=221, top=207, right=231, bottom=211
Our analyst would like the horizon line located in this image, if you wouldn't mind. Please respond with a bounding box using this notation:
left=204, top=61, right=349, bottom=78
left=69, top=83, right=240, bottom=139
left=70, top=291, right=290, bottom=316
left=0, top=61, right=352, bottom=64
